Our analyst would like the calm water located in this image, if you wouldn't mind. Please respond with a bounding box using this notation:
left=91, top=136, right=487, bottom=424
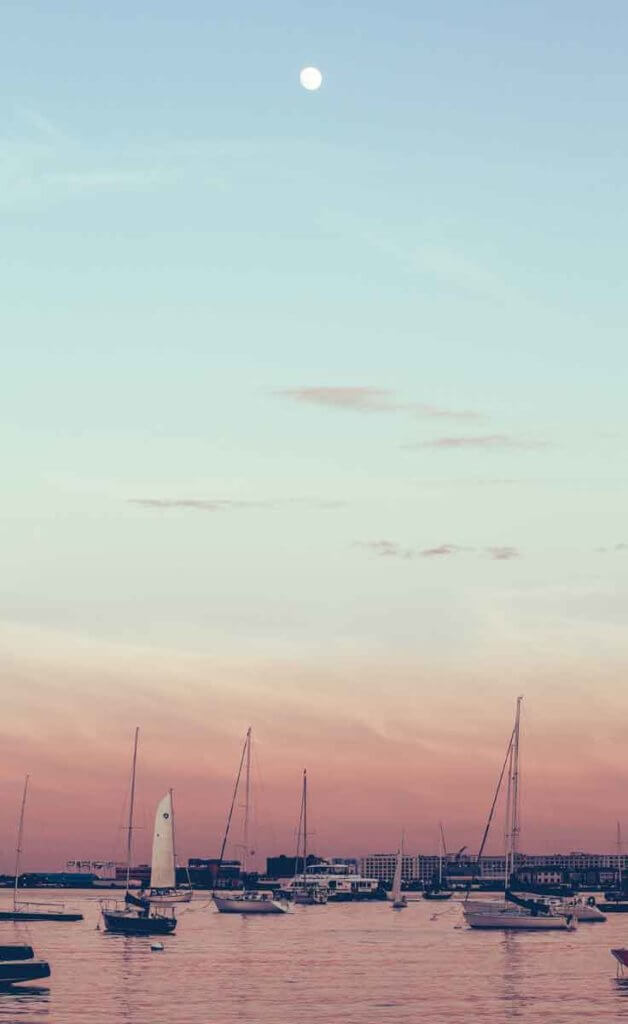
left=1, top=890, right=628, bottom=1023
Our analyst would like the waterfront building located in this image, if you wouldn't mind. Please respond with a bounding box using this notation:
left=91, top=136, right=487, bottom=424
left=65, top=860, right=117, bottom=880
left=266, top=854, right=324, bottom=879
left=187, top=858, right=241, bottom=888
left=359, top=854, right=418, bottom=884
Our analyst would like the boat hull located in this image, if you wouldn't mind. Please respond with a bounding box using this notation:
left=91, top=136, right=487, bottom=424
left=0, top=961, right=50, bottom=987
left=102, top=911, right=176, bottom=935
left=0, top=910, right=83, bottom=922
left=214, top=895, right=288, bottom=914
left=423, top=892, right=452, bottom=901
left=600, top=902, right=628, bottom=913
left=147, top=890, right=193, bottom=906
left=464, top=910, right=570, bottom=930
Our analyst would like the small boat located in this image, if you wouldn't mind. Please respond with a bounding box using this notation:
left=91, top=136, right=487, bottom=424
left=390, top=838, right=407, bottom=910
left=213, top=728, right=289, bottom=916
left=599, top=899, right=628, bottom=913
left=423, top=824, right=453, bottom=900
left=1, top=775, right=83, bottom=923
left=101, top=728, right=177, bottom=936
left=463, top=699, right=573, bottom=932
left=0, top=945, right=50, bottom=988
left=213, top=891, right=289, bottom=914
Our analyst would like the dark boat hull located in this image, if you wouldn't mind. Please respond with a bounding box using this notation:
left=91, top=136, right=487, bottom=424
left=0, top=960, right=50, bottom=987
left=0, top=946, right=34, bottom=960
left=423, top=892, right=453, bottom=901
left=599, top=902, right=628, bottom=913
left=102, top=911, right=176, bottom=935
left=0, top=910, right=83, bottom=922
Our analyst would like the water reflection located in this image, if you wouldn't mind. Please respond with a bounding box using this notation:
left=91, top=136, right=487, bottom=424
left=499, top=934, right=527, bottom=1019
left=0, top=985, right=50, bottom=1021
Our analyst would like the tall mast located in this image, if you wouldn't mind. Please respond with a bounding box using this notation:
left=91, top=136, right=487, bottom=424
left=242, top=726, right=251, bottom=876
left=13, top=774, right=29, bottom=912
left=503, top=740, right=514, bottom=892
left=510, top=697, right=523, bottom=870
left=302, top=770, right=308, bottom=885
left=125, top=727, right=140, bottom=893
left=617, top=821, right=623, bottom=890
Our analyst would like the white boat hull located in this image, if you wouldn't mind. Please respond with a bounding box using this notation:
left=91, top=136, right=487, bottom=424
left=214, top=895, right=288, bottom=915
left=464, top=909, right=571, bottom=930
left=147, top=890, right=193, bottom=906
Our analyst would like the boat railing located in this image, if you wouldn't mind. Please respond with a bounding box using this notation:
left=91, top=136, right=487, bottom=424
left=15, top=900, right=73, bottom=912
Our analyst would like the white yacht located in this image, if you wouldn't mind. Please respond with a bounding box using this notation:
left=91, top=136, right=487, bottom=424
left=281, top=861, right=381, bottom=901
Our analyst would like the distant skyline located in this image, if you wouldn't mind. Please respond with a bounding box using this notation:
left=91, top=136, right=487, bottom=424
left=2, top=1, right=628, bottom=869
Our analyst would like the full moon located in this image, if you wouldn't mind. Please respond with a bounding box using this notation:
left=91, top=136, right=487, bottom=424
left=299, top=66, right=323, bottom=91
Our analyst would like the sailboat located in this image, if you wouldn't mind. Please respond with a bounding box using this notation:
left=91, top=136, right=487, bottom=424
left=100, top=728, right=177, bottom=935
left=213, top=727, right=289, bottom=915
left=463, top=698, right=574, bottom=931
left=291, top=770, right=327, bottom=905
left=390, top=839, right=407, bottom=910
left=0, top=775, right=83, bottom=923
left=423, top=824, right=453, bottom=901
left=144, top=790, right=193, bottom=906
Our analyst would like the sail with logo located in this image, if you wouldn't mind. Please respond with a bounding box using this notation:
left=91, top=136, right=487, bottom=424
left=146, top=790, right=193, bottom=905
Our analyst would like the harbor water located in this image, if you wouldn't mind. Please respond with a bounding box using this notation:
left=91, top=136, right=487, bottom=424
left=1, top=891, right=628, bottom=1023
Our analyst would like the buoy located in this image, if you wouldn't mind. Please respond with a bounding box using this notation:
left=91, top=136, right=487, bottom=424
left=151, top=942, right=164, bottom=952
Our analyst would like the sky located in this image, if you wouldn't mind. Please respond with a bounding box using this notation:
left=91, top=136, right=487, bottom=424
left=1, top=0, right=628, bottom=871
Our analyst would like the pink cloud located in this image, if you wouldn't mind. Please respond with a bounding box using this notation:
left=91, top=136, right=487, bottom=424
left=406, top=434, right=548, bottom=451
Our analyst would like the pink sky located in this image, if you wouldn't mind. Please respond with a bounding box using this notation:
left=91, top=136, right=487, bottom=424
left=1, top=621, right=626, bottom=872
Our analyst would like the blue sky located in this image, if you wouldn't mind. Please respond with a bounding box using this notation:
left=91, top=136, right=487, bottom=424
left=2, top=0, right=627, bottom=663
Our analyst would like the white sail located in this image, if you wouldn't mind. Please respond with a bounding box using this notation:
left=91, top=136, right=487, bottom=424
left=391, top=846, right=403, bottom=903
left=150, top=792, right=176, bottom=890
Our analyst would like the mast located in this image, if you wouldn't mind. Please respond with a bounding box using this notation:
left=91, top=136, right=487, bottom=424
left=438, top=822, right=447, bottom=886
left=617, top=821, right=623, bottom=890
left=125, top=727, right=140, bottom=893
left=13, top=774, right=29, bottom=912
left=503, top=740, right=514, bottom=892
left=511, top=696, right=523, bottom=867
left=302, top=770, right=308, bottom=885
left=216, top=727, right=250, bottom=892
left=242, top=726, right=252, bottom=876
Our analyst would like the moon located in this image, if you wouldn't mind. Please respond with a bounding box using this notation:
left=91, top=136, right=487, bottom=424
left=299, top=66, right=323, bottom=91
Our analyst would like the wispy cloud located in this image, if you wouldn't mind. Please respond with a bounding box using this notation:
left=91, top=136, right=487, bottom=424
left=486, top=546, right=520, bottom=560
left=358, top=541, right=520, bottom=561
left=420, top=544, right=466, bottom=558
left=129, top=498, right=345, bottom=512
left=405, top=434, right=547, bottom=451
left=273, top=387, right=481, bottom=421
left=356, top=540, right=415, bottom=560
left=596, top=543, right=628, bottom=553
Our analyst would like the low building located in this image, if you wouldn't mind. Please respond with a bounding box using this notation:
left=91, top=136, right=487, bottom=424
left=359, top=854, right=418, bottom=884
left=65, top=860, right=117, bottom=880
left=187, top=858, right=241, bottom=888
left=266, top=854, right=324, bottom=879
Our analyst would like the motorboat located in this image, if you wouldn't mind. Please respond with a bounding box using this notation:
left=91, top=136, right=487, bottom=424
left=0, top=945, right=50, bottom=988
left=213, top=891, right=289, bottom=914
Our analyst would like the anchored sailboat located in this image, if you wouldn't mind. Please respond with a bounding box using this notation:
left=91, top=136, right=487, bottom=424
left=145, top=790, right=192, bottom=906
left=423, top=824, right=453, bottom=901
left=290, top=770, right=326, bottom=905
left=101, top=728, right=177, bottom=935
left=213, top=727, right=289, bottom=915
left=390, top=838, right=407, bottom=910
left=463, top=698, right=574, bottom=931
left=0, top=775, right=83, bottom=923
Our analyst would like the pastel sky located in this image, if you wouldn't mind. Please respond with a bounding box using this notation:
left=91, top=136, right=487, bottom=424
left=1, top=1, right=627, bottom=871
